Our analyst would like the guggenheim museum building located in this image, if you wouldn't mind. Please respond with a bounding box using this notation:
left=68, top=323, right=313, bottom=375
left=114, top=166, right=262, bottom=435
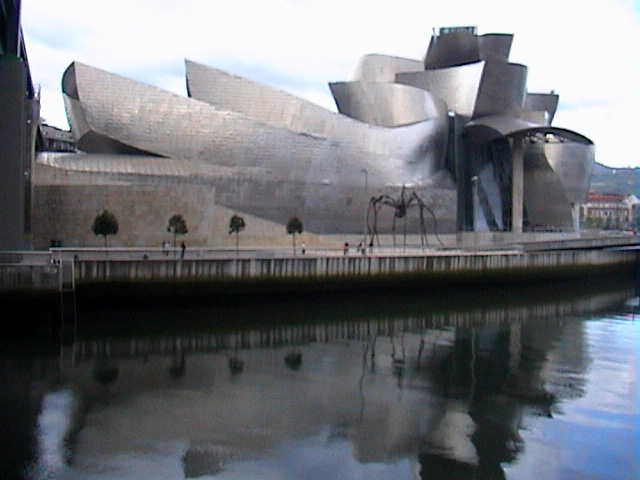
left=25, top=26, right=594, bottom=248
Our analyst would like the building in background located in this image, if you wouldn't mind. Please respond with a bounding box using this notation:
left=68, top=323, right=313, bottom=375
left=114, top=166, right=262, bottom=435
left=581, top=193, right=640, bottom=231
left=37, top=124, right=75, bottom=153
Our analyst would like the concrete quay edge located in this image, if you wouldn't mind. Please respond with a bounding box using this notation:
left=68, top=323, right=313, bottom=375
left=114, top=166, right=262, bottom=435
left=1, top=244, right=638, bottom=307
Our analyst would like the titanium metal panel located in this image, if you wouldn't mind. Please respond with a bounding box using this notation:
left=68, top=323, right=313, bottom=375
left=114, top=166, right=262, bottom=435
left=396, top=62, right=485, bottom=117
left=64, top=78, right=161, bottom=156
left=61, top=62, right=456, bottom=233
left=424, top=30, right=513, bottom=69
left=543, top=141, right=595, bottom=204
left=478, top=34, right=513, bottom=63
left=521, top=141, right=595, bottom=230
left=398, top=62, right=527, bottom=120
left=63, top=62, right=450, bottom=179
left=523, top=147, right=574, bottom=230
left=328, top=81, right=448, bottom=127
left=424, top=29, right=480, bottom=69
left=185, top=60, right=334, bottom=136
left=37, top=151, right=239, bottom=179
left=473, top=62, right=527, bottom=119
left=524, top=93, right=559, bottom=125
left=348, top=54, right=424, bottom=82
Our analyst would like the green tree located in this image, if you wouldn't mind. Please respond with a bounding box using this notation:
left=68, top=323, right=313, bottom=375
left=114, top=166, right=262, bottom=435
left=286, top=216, right=303, bottom=255
left=229, top=214, right=246, bottom=252
left=167, top=214, right=188, bottom=248
left=91, top=209, right=119, bottom=248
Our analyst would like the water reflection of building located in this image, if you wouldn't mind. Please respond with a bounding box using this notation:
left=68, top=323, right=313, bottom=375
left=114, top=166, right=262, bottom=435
left=0, top=355, right=58, bottom=479
left=50, top=287, right=633, bottom=478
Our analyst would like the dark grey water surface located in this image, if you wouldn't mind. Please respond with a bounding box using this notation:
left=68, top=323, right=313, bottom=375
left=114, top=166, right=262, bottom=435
left=2, top=280, right=639, bottom=479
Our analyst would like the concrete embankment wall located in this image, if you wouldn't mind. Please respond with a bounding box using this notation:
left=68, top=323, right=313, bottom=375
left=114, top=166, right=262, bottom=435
left=73, top=250, right=635, bottom=280
left=68, top=249, right=638, bottom=302
left=2, top=248, right=638, bottom=306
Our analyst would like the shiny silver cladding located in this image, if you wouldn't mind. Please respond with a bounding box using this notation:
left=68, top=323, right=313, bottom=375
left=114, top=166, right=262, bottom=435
left=349, top=54, right=424, bottom=82
left=524, top=93, right=559, bottom=125
left=396, top=62, right=485, bottom=118
left=328, top=81, right=448, bottom=128
left=185, top=60, right=334, bottom=136
left=472, top=62, right=527, bottom=119
left=62, top=62, right=456, bottom=234
left=478, top=34, right=514, bottom=63
left=425, top=29, right=514, bottom=69
left=425, top=28, right=482, bottom=69
left=541, top=141, right=595, bottom=205
left=54, top=26, right=594, bottom=238
left=397, top=61, right=527, bottom=120
left=523, top=146, right=575, bottom=230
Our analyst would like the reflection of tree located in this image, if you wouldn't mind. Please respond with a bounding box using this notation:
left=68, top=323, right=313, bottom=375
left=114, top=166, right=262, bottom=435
left=169, top=352, right=186, bottom=378
left=284, top=350, right=302, bottom=370
left=228, top=357, right=244, bottom=375
left=93, top=359, right=119, bottom=385
left=169, top=337, right=186, bottom=378
left=91, top=341, right=119, bottom=385
left=227, top=332, right=245, bottom=375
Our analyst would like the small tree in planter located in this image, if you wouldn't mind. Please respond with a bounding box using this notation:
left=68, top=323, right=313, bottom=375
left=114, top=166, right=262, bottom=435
left=286, top=216, right=303, bottom=255
left=167, top=214, right=188, bottom=248
left=92, top=210, right=119, bottom=249
left=229, top=214, right=246, bottom=253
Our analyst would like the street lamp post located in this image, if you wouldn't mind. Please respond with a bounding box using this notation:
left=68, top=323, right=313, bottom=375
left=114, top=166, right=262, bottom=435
left=361, top=168, right=368, bottom=250
left=471, top=175, right=478, bottom=247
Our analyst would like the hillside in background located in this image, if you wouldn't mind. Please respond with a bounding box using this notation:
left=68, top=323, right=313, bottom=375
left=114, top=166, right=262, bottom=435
left=589, top=163, right=639, bottom=196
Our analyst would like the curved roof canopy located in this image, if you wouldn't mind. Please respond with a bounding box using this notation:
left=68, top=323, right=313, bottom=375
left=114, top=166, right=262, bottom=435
left=464, top=115, right=593, bottom=145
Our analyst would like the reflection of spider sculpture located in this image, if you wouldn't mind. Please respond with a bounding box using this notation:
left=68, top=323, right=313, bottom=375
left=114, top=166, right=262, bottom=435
left=367, top=186, right=443, bottom=248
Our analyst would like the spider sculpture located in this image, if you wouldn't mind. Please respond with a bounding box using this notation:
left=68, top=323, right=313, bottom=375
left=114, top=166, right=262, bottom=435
left=366, top=186, right=443, bottom=248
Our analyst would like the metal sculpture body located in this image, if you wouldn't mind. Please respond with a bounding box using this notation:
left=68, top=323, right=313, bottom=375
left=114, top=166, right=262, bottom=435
left=367, top=186, right=444, bottom=248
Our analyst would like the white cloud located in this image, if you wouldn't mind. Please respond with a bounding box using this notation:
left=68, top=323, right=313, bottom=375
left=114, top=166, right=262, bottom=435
left=21, top=0, right=640, bottom=167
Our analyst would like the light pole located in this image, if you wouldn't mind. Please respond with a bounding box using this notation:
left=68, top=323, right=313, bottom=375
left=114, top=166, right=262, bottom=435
left=361, top=168, right=368, bottom=249
left=471, top=176, right=478, bottom=247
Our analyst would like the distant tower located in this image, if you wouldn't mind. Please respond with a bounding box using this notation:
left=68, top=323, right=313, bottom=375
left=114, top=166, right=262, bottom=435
left=0, top=0, right=38, bottom=251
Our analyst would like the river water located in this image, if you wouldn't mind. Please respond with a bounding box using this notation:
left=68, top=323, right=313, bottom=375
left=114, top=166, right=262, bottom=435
left=2, top=278, right=638, bottom=480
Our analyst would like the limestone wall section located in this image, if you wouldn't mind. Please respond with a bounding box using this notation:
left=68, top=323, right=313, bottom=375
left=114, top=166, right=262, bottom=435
left=32, top=183, right=323, bottom=249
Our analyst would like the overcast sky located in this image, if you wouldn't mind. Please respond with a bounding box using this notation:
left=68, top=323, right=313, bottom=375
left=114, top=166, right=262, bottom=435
left=21, top=0, right=640, bottom=168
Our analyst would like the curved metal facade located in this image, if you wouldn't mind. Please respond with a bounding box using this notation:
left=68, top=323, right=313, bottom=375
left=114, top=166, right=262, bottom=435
left=349, top=54, right=424, bottom=82
left=328, top=81, right=447, bottom=127
left=396, top=62, right=485, bottom=117
left=185, top=60, right=335, bottom=136
left=60, top=61, right=455, bottom=235
left=41, top=26, right=594, bottom=243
